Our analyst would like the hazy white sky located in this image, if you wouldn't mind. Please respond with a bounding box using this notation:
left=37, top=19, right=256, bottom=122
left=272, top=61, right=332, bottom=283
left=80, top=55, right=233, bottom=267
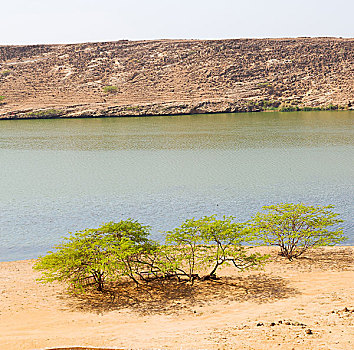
left=1, top=0, right=353, bottom=45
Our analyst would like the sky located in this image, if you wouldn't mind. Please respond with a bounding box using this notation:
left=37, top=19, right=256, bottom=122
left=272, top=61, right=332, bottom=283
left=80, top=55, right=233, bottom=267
left=1, top=0, right=353, bottom=45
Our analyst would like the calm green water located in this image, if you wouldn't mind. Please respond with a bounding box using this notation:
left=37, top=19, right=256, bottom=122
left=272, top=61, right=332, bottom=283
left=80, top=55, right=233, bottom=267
left=0, top=111, right=353, bottom=261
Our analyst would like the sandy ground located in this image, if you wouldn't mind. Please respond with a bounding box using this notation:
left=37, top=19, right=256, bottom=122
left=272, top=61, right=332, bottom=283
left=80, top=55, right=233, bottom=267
left=0, top=246, right=353, bottom=350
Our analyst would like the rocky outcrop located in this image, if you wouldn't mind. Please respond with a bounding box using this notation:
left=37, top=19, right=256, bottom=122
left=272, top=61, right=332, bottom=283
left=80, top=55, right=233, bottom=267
left=0, top=38, right=353, bottom=119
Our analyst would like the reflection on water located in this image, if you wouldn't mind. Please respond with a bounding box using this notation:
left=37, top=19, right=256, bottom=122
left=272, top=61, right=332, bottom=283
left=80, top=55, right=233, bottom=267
left=0, top=111, right=353, bottom=260
left=0, top=111, right=353, bottom=151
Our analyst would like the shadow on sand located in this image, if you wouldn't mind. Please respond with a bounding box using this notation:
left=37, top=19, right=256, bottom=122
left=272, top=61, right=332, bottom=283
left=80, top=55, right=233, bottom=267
left=272, top=247, right=354, bottom=271
left=59, top=273, right=299, bottom=315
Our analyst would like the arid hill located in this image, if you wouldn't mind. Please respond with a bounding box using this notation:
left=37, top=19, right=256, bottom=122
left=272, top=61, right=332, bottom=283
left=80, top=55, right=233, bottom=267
left=0, top=38, right=353, bottom=119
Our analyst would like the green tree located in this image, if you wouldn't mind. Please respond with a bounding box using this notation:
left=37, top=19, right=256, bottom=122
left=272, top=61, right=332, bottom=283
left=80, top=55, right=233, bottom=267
left=200, top=215, right=266, bottom=277
left=165, top=218, right=210, bottom=281
left=34, top=220, right=152, bottom=291
left=250, top=203, right=346, bottom=260
left=165, top=215, right=266, bottom=281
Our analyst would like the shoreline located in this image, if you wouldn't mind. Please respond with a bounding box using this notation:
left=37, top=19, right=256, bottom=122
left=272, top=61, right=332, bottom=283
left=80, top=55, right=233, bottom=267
left=1, top=246, right=353, bottom=349
left=0, top=100, right=352, bottom=121
left=3, top=244, right=354, bottom=264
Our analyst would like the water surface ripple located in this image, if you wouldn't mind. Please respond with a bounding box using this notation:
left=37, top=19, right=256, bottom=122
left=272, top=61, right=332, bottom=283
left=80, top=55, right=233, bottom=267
left=0, top=111, right=353, bottom=261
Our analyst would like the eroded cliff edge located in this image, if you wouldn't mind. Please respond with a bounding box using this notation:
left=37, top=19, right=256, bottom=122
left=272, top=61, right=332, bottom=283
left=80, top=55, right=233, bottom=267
left=0, top=38, right=353, bottom=119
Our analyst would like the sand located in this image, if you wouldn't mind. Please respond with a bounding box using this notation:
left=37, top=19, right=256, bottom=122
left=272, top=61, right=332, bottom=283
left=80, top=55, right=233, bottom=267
left=0, top=246, right=353, bottom=350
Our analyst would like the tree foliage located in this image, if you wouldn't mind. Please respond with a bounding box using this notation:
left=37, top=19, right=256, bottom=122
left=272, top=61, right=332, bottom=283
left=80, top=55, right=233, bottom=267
left=34, top=204, right=346, bottom=294
left=34, top=220, right=153, bottom=291
left=165, top=215, right=266, bottom=281
left=250, top=203, right=346, bottom=260
left=34, top=216, right=267, bottom=291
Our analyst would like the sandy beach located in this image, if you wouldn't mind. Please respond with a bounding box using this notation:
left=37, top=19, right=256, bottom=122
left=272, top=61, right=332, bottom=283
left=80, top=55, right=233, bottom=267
left=0, top=246, right=353, bottom=350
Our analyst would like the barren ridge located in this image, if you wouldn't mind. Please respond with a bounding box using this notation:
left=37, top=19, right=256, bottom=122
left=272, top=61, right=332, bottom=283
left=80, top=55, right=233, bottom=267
left=0, top=38, right=353, bottom=119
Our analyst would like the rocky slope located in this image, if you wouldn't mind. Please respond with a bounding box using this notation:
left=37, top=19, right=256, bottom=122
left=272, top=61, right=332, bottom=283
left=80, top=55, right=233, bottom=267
left=0, top=38, right=353, bottom=119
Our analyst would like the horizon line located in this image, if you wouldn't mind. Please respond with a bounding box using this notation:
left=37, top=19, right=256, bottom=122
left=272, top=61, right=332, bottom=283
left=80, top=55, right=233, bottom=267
left=1, top=36, right=353, bottom=47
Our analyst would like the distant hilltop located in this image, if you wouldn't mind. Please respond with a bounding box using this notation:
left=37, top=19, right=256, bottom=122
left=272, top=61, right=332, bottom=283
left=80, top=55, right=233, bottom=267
left=0, top=38, right=353, bottom=119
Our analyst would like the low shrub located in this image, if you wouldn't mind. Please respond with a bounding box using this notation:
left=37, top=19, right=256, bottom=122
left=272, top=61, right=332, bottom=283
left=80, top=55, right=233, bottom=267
left=257, top=83, right=272, bottom=88
left=279, top=105, right=299, bottom=112
left=322, top=104, right=338, bottom=111
left=103, top=85, right=118, bottom=93
left=27, top=109, right=63, bottom=118
left=0, top=70, right=11, bottom=77
left=126, top=106, right=140, bottom=111
left=259, top=99, right=281, bottom=110
left=301, top=106, right=321, bottom=111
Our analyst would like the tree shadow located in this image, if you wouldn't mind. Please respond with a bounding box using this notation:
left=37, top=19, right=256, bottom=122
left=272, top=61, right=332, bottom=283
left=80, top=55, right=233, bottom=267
left=59, top=273, right=299, bottom=315
left=272, top=247, right=354, bottom=271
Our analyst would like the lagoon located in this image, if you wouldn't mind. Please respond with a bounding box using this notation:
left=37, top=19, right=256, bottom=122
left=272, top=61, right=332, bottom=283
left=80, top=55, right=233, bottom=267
left=0, top=111, right=353, bottom=261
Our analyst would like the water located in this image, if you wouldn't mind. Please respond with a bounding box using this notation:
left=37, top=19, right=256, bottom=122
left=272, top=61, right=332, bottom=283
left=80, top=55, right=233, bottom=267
left=0, top=111, right=353, bottom=261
